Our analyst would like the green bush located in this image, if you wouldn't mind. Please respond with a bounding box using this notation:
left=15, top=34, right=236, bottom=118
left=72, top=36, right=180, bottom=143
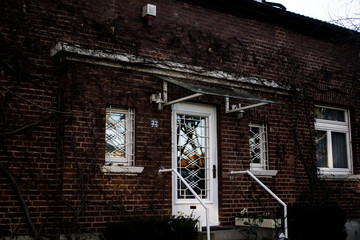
left=104, top=215, right=199, bottom=240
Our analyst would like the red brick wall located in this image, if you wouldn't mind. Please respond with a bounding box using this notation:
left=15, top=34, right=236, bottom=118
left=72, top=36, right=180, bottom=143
left=1, top=0, right=359, bottom=237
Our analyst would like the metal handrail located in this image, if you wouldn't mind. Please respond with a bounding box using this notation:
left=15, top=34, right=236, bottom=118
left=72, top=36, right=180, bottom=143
left=231, top=170, right=288, bottom=239
left=159, top=168, right=211, bottom=240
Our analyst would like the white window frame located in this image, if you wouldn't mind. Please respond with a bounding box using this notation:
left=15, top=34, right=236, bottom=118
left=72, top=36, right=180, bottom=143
left=249, top=122, right=269, bottom=171
left=105, top=107, right=135, bottom=166
left=315, top=106, right=352, bottom=175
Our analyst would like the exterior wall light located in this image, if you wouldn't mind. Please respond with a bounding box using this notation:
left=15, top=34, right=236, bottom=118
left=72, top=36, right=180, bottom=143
left=142, top=3, right=156, bottom=27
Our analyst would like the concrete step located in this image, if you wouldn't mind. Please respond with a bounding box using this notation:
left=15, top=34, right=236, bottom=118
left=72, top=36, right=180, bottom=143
left=198, top=226, right=277, bottom=240
left=198, top=226, right=244, bottom=240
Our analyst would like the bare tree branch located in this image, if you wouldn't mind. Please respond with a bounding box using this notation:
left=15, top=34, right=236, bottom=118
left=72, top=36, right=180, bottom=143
left=0, top=114, right=54, bottom=138
left=0, top=163, right=42, bottom=240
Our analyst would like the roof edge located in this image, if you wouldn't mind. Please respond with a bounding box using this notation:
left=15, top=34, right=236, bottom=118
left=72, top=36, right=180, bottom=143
left=51, top=42, right=295, bottom=95
left=177, top=0, right=360, bottom=43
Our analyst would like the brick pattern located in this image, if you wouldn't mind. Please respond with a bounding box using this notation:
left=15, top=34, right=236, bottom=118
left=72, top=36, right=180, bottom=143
left=0, top=0, right=359, bottom=236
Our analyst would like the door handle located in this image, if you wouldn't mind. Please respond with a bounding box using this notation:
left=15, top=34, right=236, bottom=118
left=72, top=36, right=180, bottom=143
left=212, top=165, right=216, bottom=178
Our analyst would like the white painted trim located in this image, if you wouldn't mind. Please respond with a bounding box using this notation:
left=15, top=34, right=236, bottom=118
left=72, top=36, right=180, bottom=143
left=315, top=106, right=352, bottom=175
left=171, top=102, right=219, bottom=226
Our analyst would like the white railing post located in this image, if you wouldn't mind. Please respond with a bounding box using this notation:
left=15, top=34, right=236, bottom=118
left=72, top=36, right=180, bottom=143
left=159, top=168, right=211, bottom=240
left=231, top=170, right=288, bottom=239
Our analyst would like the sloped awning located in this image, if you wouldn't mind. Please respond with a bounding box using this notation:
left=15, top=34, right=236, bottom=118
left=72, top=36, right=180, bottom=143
left=151, top=75, right=279, bottom=113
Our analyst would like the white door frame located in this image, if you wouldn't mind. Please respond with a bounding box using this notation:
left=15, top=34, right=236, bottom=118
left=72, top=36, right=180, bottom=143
left=171, top=102, right=219, bottom=226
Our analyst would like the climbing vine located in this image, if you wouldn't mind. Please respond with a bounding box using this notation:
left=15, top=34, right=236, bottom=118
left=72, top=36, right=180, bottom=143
left=1, top=0, right=360, bottom=239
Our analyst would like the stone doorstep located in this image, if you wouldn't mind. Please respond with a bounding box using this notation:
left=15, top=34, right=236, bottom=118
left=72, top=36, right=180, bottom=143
left=198, top=226, right=244, bottom=240
left=198, top=225, right=278, bottom=240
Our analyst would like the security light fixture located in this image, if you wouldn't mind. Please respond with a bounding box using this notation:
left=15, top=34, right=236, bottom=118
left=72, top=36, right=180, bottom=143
left=142, top=3, right=156, bottom=27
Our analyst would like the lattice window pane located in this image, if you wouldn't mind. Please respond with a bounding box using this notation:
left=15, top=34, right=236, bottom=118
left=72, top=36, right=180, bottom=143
left=249, top=123, right=268, bottom=170
left=105, top=107, right=135, bottom=166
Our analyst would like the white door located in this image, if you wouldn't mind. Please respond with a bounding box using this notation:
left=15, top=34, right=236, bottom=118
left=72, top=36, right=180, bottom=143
left=172, top=102, right=219, bottom=227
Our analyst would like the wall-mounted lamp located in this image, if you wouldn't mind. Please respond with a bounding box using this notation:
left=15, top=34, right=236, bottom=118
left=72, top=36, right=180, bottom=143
left=142, top=3, right=156, bottom=27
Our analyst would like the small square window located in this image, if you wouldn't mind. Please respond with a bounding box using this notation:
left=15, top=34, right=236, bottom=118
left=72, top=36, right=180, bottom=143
left=249, top=123, right=268, bottom=171
left=315, top=106, right=352, bottom=175
left=105, top=107, right=135, bottom=166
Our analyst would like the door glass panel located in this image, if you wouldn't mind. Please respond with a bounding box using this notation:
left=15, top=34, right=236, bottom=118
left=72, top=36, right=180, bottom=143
left=316, top=130, right=328, bottom=167
left=176, top=114, right=208, bottom=199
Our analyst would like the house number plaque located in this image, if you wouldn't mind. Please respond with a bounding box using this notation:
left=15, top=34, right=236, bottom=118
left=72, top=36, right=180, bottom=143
left=150, top=119, right=159, bottom=128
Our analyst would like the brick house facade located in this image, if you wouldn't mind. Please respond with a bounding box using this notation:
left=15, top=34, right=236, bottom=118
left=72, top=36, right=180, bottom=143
left=1, top=0, right=360, bottom=238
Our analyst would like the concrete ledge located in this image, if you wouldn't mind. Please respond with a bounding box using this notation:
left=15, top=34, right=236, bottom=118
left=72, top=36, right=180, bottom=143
left=318, top=174, right=360, bottom=181
left=101, top=165, right=144, bottom=175
left=250, top=170, right=278, bottom=178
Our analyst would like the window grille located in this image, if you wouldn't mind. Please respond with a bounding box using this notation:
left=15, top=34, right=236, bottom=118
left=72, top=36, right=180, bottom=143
left=249, top=123, right=268, bottom=170
left=176, top=114, right=209, bottom=199
left=105, top=107, right=135, bottom=166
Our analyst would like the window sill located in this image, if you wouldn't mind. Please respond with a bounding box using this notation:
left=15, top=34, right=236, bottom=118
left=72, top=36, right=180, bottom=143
left=318, top=174, right=360, bottom=181
left=101, top=165, right=144, bottom=176
left=250, top=170, right=278, bottom=178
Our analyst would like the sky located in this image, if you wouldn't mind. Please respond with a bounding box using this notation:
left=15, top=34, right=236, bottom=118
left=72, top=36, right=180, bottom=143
left=274, top=0, right=359, bottom=30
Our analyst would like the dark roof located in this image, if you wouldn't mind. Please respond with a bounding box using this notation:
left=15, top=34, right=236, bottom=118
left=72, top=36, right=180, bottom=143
left=154, top=75, right=279, bottom=104
left=179, top=0, right=360, bottom=43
